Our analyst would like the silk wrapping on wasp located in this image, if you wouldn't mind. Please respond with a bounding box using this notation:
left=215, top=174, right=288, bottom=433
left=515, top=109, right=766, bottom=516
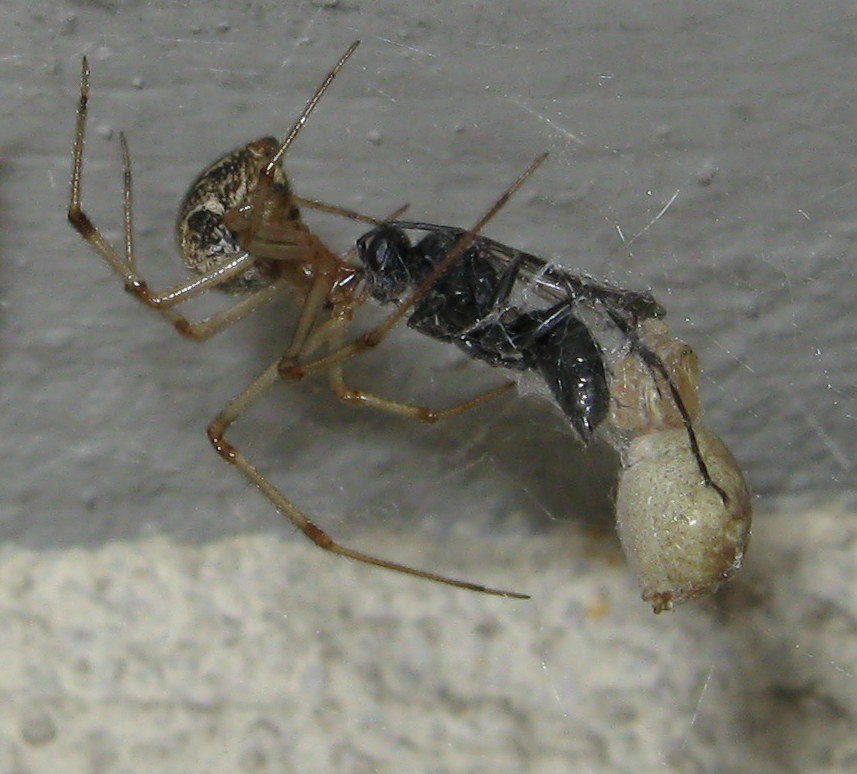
left=356, top=222, right=752, bottom=612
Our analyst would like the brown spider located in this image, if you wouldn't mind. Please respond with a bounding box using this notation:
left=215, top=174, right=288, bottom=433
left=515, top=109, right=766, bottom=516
left=67, top=41, right=543, bottom=599
left=68, top=43, right=751, bottom=611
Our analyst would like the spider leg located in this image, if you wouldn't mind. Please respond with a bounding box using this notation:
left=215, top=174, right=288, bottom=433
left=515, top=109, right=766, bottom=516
left=206, top=357, right=528, bottom=599
left=290, top=311, right=515, bottom=421
left=294, top=196, right=405, bottom=226
left=328, top=367, right=515, bottom=422
left=67, top=57, right=288, bottom=341
left=282, top=153, right=549, bottom=381
left=243, top=42, right=362, bottom=249
left=203, top=265, right=526, bottom=598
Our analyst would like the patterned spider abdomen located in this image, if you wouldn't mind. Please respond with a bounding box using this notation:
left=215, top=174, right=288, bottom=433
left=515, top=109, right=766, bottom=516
left=176, top=137, right=294, bottom=293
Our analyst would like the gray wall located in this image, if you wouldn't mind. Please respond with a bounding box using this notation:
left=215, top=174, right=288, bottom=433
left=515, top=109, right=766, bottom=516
left=6, top=1, right=856, bottom=547
left=2, top=2, right=856, bottom=772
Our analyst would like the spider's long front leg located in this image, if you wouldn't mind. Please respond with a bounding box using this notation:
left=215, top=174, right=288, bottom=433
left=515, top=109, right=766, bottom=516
left=67, top=57, right=288, bottom=341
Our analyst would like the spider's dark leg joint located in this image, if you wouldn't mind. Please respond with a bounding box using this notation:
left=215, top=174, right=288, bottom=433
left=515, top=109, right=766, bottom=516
left=303, top=520, right=334, bottom=550
left=362, top=329, right=383, bottom=349
left=278, top=361, right=305, bottom=380
left=207, top=423, right=237, bottom=461
left=173, top=319, right=197, bottom=339
left=122, top=278, right=182, bottom=323
left=124, top=277, right=157, bottom=304
left=67, top=208, right=95, bottom=238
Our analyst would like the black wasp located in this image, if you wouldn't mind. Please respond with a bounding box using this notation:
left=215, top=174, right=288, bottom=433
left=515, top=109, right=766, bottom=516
left=356, top=221, right=752, bottom=613
left=357, top=221, right=666, bottom=444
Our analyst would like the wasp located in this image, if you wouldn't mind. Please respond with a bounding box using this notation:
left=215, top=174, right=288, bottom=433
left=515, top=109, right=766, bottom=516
left=355, top=222, right=752, bottom=611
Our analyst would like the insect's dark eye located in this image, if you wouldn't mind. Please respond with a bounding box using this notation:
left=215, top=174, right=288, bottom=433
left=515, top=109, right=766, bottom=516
left=357, top=226, right=421, bottom=303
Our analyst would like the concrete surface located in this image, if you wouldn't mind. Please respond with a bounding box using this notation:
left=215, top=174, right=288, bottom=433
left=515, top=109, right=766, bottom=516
left=2, top=1, right=857, bottom=772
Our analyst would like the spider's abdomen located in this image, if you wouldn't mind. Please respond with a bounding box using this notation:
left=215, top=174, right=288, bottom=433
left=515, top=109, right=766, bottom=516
left=176, top=137, right=293, bottom=293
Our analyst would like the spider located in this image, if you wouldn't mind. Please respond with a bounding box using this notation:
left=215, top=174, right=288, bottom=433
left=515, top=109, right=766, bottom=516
left=67, top=41, right=547, bottom=599
left=68, top=43, right=750, bottom=610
